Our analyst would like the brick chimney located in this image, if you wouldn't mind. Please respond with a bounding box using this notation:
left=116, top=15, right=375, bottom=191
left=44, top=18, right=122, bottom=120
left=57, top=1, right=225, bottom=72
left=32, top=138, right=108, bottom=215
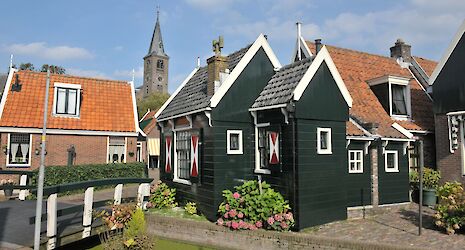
left=207, top=36, right=228, bottom=96
left=390, top=38, right=412, bottom=62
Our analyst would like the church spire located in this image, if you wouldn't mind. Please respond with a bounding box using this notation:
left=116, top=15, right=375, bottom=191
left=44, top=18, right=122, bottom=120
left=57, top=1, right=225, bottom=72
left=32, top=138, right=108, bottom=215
left=148, top=6, right=167, bottom=57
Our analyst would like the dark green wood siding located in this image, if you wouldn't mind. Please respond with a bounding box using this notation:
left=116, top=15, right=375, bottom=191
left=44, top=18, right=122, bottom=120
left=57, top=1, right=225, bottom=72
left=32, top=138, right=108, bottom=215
left=378, top=142, right=410, bottom=204
left=346, top=141, right=372, bottom=207
left=433, top=33, right=465, bottom=114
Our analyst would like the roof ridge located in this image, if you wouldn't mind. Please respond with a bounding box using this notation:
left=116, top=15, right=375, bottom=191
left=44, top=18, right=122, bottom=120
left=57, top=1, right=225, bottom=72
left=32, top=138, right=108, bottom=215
left=16, top=70, right=129, bottom=84
left=227, top=43, right=253, bottom=58
left=279, top=57, right=313, bottom=71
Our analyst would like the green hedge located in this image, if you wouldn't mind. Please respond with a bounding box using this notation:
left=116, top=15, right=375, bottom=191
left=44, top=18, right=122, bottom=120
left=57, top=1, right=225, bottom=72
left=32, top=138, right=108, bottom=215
left=30, top=162, right=147, bottom=187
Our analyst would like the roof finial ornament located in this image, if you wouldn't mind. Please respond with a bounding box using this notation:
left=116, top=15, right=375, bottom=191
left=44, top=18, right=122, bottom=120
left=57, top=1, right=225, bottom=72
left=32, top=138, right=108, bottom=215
left=156, top=5, right=160, bottom=21
left=212, top=36, right=224, bottom=56
left=132, top=68, right=135, bottom=83
left=9, top=54, right=13, bottom=69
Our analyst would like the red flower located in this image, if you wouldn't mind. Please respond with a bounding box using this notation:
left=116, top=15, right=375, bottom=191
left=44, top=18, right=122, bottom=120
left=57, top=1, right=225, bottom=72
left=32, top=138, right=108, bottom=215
left=233, top=192, right=241, bottom=199
left=231, top=221, right=239, bottom=229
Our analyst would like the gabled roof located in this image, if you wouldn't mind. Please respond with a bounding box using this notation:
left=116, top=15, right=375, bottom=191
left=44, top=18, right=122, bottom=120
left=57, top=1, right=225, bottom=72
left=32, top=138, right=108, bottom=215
left=0, top=70, right=138, bottom=133
left=251, top=58, right=312, bottom=109
left=157, top=34, right=281, bottom=120
left=430, top=19, right=465, bottom=85
left=306, top=42, right=434, bottom=138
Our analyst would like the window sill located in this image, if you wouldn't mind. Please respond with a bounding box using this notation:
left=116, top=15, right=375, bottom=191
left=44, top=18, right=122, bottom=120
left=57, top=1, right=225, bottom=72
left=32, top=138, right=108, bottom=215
left=6, top=164, right=30, bottom=168
left=173, top=178, right=191, bottom=185
left=254, top=168, right=271, bottom=174
left=227, top=150, right=243, bottom=155
left=53, top=113, right=80, bottom=119
left=349, top=171, right=364, bottom=174
left=317, top=150, right=333, bottom=155
left=385, top=169, right=399, bottom=173
left=391, top=115, right=410, bottom=121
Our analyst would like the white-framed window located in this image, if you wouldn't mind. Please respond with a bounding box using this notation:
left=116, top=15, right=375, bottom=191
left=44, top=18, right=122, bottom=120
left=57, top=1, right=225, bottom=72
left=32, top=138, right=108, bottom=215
left=385, top=150, right=399, bottom=173
left=227, top=130, right=243, bottom=154
left=136, top=142, right=143, bottom=162
left=348, top=150, right=363, bottom=173
left=175, top=130, right=191, bottom=182
left=367, top=76, right=411, bottom=119
left=317, top=127, right=332, bottom=154
left=52, top=83, right=81, bottom=117
left=108, top=136, right=126, bottom=163
left=7, top=133, right=32, bottom=167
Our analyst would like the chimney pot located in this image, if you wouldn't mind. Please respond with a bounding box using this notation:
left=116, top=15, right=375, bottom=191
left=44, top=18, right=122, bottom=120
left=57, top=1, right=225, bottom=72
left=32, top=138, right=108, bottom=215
left=390, top=38, right=412, bottom=62
left=315, top=39, right=322, bottom=54
left=207, top=36, right=228, bottom=96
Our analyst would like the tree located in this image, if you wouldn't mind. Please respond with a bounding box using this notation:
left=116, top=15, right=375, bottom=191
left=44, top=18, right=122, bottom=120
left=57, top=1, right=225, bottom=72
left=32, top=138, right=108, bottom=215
left=19, top=62, right=35, bottom=71
left=137, top=92, right=170, bottom=118
left=41, top=64, right=66, bottom=74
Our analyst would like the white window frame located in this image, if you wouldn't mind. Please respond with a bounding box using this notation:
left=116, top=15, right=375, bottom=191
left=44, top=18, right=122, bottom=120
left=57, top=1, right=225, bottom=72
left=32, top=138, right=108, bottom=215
left=6, top=133, right=32, bottom=167
left=136, top=141, right=143, bottom=162
left=227, top=130, right=243, bottom=155
left=385, top=150, right=399, bottom=173
left=317, top=127, right=332, bottom=155
left=388, top=82, right=411, bottom=119
left=173, top=127, right=192, bottom=185
left=52, top=82, right=82, bottom=118
left=106, top=136, right=127, bottom=164
left=348, top=150, right=363, bottom=174
left=255, top=123, right=271, bottom=174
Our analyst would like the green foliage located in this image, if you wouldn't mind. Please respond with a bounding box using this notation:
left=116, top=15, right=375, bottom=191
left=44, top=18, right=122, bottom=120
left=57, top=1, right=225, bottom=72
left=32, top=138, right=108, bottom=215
left=40, top=64, right=66, bottom=74
left=217, top=180, right=294, bottom=231
left=30, top=162, right=146, bottom=187
left=435, top=182, right=465, bottom=234
left=184, top=202, right=198, bottom=215
left=148, top=181, right=177, bottom=209
left=410, top=168, right=441, bottom=189
left=137, top=92, right=170, bottom=118
left=123, top=208, right=153, bottom=249
left=19, top=62, right=35, bottom=71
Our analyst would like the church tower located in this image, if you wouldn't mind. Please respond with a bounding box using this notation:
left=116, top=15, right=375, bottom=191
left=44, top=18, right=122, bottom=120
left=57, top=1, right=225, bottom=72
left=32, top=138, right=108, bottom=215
left=141, top=8, right=169, bottom=97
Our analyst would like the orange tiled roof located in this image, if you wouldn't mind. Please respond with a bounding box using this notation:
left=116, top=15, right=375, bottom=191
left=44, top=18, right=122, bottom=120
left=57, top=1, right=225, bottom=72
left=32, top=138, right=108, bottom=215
left=0, top=71, right=137, bottom=132
left=413, top=56, right=437, bottom=77
left=143, top=117, right=157, bottom=135
left=347, top=120, right=366, bottom=136
left=141, top=110, right=157, bottom=122
left=307, top=42, right=435, bottom=137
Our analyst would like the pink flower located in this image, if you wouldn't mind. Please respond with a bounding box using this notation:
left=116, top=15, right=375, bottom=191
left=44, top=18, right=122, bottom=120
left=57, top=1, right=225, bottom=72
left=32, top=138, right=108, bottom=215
left=238, top=220, right=246, bottom=229
left=281, top=222, right=288, bottom=229
left=226, top=221, right=232, bottom=227
left=233, top=192, right=241, bottom=199
left=229, top=209, right=237, bottom=218
left=225, top=204, right=230, bottom=211
left=255, top=221, right=263, bottom=228
left=284, top=212, right=293, bottom=221
left=224, top=213, right=229, bottom=219
left=238, top=212, right=244, bottom=219
left=231, top=221, right=239, bottom=229
left=249, top=224, right=257, bottom=230
left=274, top=214, right=283, bottom=222
left=267, top=217, right=275, bottom=225
left=217, top=218, right=224, bottom=226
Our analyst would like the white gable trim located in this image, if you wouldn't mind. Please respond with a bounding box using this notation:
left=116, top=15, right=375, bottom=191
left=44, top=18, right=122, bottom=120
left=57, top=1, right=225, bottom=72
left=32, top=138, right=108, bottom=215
left=0, top=68, right=17, bottom=118
left=291, top=36, right=312, bottom=63
left=129, top=80, right=140, bottom=133
left=349, top=118, right=373, bottom=137
left=155, top=67, right=199, bottom=119
left=210, top=34, right=281, bottom=108
left=430, top=19, right=465, bottom=85
left=139, top=109, right=151, bottom=122
left=391, top=122, right=414, bottom=139
left=293, top=46, right=353, bottom=108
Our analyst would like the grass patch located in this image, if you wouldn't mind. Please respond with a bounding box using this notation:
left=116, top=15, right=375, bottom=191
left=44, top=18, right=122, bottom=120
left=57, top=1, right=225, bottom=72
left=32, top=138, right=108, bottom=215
left=148, top=207, right=208, bottom=222
left=88, top=237, right=215, bottom=250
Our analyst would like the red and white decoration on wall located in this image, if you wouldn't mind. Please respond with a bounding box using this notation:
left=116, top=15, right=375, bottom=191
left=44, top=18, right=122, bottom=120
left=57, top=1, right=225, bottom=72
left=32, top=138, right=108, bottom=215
left=269, top=132, right=279, bottom=164
left=165, top=136, right=172, bottom=173
left=190, top=135, right=199, bottom=177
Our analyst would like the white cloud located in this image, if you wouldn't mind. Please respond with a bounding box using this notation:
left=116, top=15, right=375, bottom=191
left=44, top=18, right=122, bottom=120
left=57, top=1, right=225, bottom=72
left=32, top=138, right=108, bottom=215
left=67, top=68, right=109, bottom=79
left=113, top=66, right=144, bottom=80
left=3, top=42, right=93, bottom=60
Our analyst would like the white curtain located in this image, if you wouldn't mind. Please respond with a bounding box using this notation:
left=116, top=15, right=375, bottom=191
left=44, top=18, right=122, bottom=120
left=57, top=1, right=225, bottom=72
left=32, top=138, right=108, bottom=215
left=10, top=143, right=19, bottom=162
left=68, top=89, right=77, bottom=114
left=57, top=88, right=66, bottom=113
left=20, top=143, right=29, bottom=162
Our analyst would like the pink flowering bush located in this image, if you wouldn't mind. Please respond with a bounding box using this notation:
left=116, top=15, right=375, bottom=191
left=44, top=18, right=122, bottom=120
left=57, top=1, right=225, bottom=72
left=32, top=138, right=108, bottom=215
left=217, top=180, right=294, bottom=231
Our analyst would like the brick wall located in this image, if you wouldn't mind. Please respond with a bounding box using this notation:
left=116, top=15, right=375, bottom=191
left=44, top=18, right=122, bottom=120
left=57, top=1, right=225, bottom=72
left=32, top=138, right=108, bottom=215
left=0, top=133, right=138, bottom=171
left=435, top=114, right=465, bottom=184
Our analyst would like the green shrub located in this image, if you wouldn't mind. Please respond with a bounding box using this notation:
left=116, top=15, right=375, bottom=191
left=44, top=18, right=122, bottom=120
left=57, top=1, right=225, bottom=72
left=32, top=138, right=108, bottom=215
left=435, top=182, right=465, bottom=234
left=410, top=168, right=441, bottom=189
left=184, top=202, right=198, bottom=215
left=217, top=180, right=294, bottom=231
left=123, top=208, right=154, bottom=249
left=30, top=162, right=146, bottom=187
left=148, top=181, right=177, bottom=209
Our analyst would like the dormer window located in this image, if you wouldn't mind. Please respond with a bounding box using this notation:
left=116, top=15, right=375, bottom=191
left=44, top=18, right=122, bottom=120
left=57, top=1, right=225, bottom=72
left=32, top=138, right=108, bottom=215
left=367, top=75, right=411, bottom=119
left=53, top=83, right=81, bottom=117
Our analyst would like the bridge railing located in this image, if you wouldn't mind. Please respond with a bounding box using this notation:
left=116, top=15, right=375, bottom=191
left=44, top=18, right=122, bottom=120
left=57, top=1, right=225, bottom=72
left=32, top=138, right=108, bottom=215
left=28, top=177, right=153, bottom=250
left=0, top=170, right=35, bottom=200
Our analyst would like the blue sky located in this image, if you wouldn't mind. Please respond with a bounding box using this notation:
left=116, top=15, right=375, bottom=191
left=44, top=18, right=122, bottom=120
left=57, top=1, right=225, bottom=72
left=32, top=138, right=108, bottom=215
left=0, top=0, right=463, bottom=93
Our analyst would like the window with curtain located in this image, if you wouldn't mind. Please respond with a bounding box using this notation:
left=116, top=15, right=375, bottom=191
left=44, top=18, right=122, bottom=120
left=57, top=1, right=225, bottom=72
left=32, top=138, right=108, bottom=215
left=56, top=87, right=79, bottom=115
left=8, top=133, right=30, bottom=165
left=391, top=85, right=407, bottom=115
left=108, top=137, right=126, bottom=163
left=176, top=131, right=191, bottom=180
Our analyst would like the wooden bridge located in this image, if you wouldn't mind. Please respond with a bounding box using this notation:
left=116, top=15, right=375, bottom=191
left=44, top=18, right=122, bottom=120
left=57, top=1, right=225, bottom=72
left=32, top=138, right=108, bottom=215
left=0, top=170, right=152, bottom=249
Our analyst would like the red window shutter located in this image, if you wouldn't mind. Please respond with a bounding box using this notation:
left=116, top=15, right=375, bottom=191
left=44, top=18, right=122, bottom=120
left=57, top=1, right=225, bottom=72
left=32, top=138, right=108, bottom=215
left=165, top=136, right=172, bottom=173
left=190, top=135, right=199, bottom=177
left=269, top=132, right=279, bottom=164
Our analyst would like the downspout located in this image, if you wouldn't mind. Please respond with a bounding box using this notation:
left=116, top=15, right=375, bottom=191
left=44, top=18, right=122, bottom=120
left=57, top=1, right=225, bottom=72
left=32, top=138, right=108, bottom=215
left=288, top=102, right=298, bottom=230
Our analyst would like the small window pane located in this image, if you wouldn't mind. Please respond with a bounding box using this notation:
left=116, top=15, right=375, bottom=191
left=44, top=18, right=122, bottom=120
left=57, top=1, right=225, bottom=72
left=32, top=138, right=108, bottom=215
left=67, top=89, right=77, bottom=115
left=392, top=85, right=407, bottom=115
left=387, top=153, right=395, bottom=169
left=320, top=131, right=328, bottom=150
left=230, top=133, right=239, bottom=150
left=57, top=88, right=67, bottom=113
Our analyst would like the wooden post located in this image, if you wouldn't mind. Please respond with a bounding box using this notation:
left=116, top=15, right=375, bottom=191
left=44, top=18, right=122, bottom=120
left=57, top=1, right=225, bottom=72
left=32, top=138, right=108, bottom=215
left=137, top=183, right=150, bottom=208
left=47, top=194, right=57, bottom=250
left=19, top=174, right=28, bottom=201
left=82, top=187, right=94, bottom=238
left=114, top=184, right=123, bottom=205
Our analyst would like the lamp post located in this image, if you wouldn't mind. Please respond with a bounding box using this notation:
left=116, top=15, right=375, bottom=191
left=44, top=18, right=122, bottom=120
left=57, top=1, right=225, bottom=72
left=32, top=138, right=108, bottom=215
left=33, top=69, right=50, bottom=249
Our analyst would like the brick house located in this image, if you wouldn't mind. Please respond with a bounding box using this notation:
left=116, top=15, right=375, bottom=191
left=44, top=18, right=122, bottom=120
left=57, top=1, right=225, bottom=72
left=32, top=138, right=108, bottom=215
left=0, top=69, right=140, bottom=170
left=430, top=20, right=465, bottom=183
